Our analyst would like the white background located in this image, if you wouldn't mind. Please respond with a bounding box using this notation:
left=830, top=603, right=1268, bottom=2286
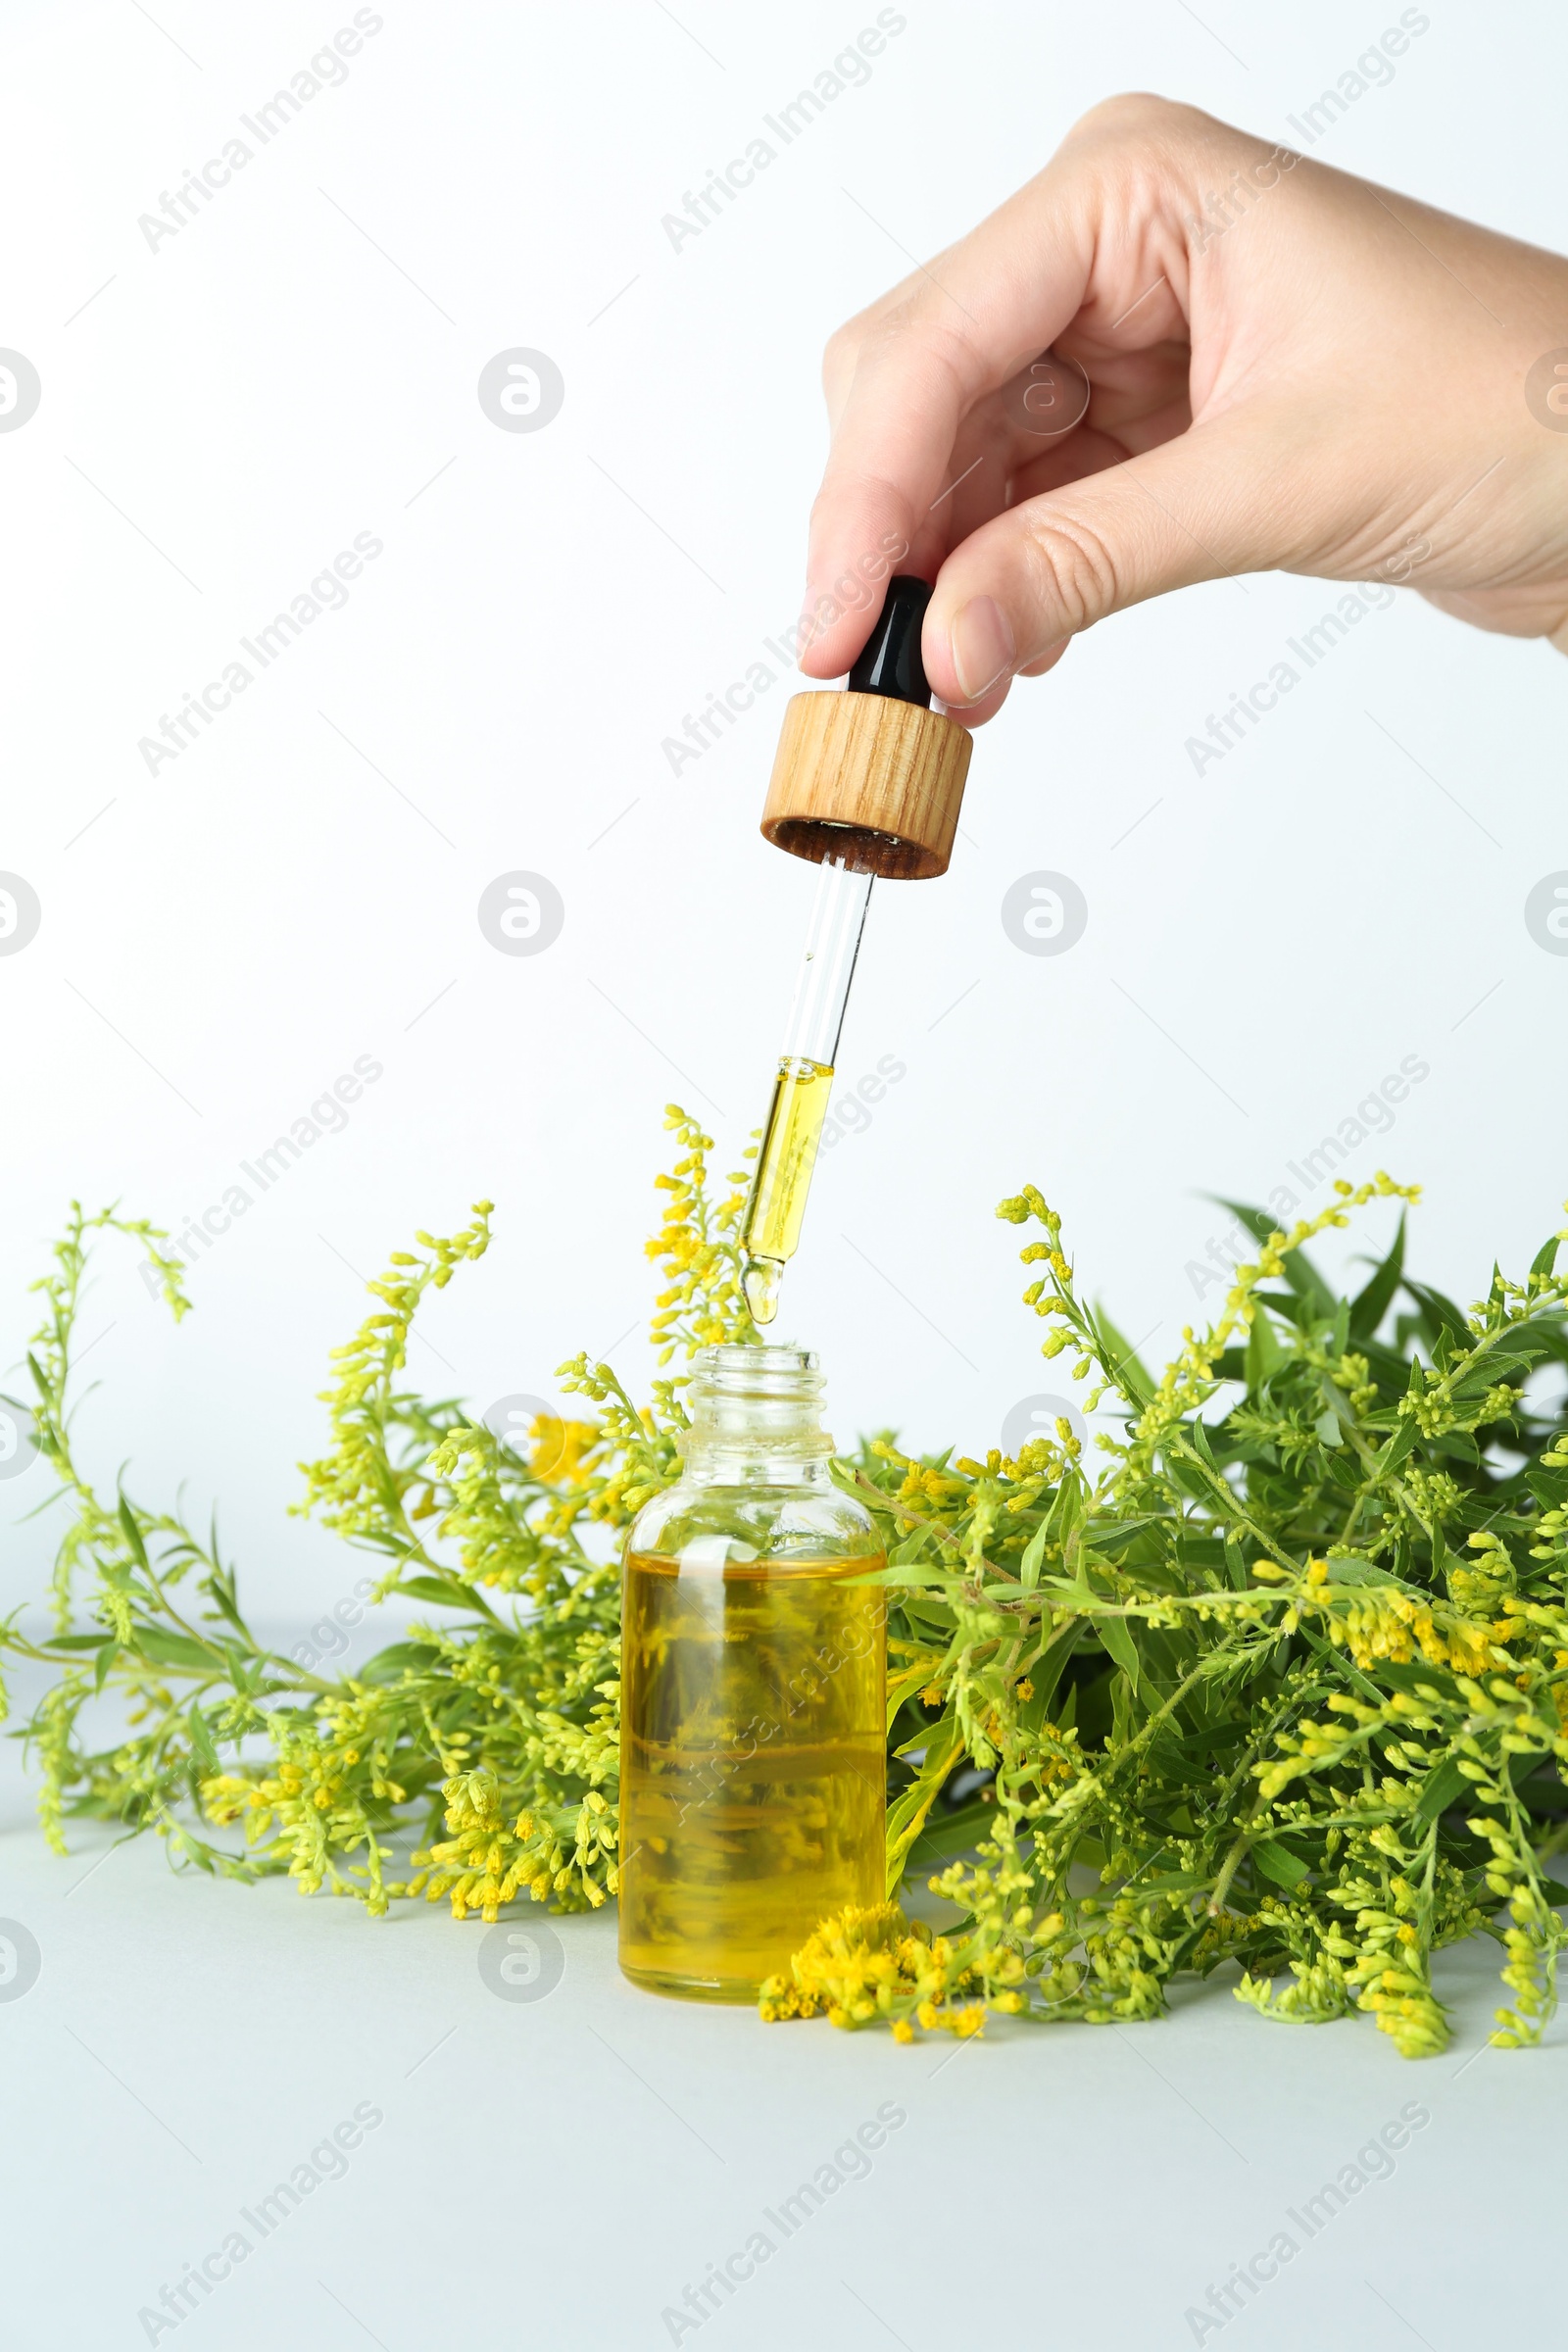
left=4, top=0, right=1567, bottom=1618
left=1, top=1827, right=1553, bottom=2352
left=2, top=14, right=1565, bottom=2351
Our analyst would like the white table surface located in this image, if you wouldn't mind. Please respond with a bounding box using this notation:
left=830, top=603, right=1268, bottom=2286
left=1, top=1710, right=1558, bottom=2352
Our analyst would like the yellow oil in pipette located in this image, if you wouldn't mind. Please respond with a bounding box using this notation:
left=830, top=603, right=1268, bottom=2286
left=740, top=854, right=872, bottom=1327
left=741, top=1055, right=835, bottom=1323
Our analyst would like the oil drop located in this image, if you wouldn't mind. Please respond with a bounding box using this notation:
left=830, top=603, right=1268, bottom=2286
left=742, top=1254, right=782, bottom=1327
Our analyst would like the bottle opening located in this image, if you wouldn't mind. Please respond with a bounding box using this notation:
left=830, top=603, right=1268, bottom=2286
left=699, top=1344, right=817, bottom=1375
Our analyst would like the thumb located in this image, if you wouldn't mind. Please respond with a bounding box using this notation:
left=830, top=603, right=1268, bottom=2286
left=921, top=418, right=1275, bottom=709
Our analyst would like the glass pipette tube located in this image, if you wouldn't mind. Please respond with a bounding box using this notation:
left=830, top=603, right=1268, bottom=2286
left=741, top=854, right=873, bottom=1325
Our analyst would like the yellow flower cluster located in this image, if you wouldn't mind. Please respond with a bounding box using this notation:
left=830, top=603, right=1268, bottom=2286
left=760, top=1903, right=984, bottom=2038
left=403, top=1769, right=615, bottom=1920
left=19, top=1112, right=1568, bottom=2076
left=646, top=1109, right=753, bottom=1361
left=200, top=1723, right=407, bottom=1915
left=1251, top=1558, right=1512, bottom=1681
left=294, top=1205, right=493, bottom=1552
left=1322, top=1587, right=1507, bottom=1677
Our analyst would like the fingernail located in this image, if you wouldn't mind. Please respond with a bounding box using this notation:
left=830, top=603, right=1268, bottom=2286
left=949, top=596, right=1015, bottom=703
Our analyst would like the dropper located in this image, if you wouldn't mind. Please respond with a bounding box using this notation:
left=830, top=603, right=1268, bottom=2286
left=739, top=854, right=873, bottom=1324
left=741, top=575, right=970, bottom=1326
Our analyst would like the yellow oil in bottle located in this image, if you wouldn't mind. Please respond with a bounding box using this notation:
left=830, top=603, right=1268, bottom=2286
left=618, top=1549, right=886, bottom=2001
left=741, top=1055, right=835, bottom=1325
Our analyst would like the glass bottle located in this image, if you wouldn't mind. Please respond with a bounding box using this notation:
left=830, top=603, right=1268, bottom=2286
left=618, top=1344, right=886, bottom=2002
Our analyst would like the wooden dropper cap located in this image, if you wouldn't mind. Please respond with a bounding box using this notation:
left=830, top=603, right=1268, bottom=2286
left=760, top=576, right=973, bottom=880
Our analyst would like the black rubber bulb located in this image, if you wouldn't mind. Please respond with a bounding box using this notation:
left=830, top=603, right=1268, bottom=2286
left=847, top=575, right=934, bottom=707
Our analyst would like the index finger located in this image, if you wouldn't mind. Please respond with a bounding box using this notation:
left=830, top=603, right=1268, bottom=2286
left=800, top=108, right=1193, bottom=679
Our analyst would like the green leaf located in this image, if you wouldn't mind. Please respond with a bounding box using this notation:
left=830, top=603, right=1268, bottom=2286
left=1099, top=1613, right=1141, bottom=1691
left=1245, top=1307, right=1286, bottom=1393
left=876, top=1562, right=967, bottom=1589
left=1092, top=1305, right=1155, bottom=1409
left=1321, top=1557, right=1406, bottom=1590
left=1371, top=1658, right=1463, bottom=1703
left=1251, top=1838, right=1310, bottom=1889
left=1427, top=1525, right=1447, bottom=1591
left=1400, top=1277, right=1470, bottom=1350
left=396, top=1574, right=498, bottom=1616
left=1020, top=1624, right=1083, bottom=1723
left=137, top=1629, right=219, bottom=1671
left=1213, top=1199, right=1334, bottom=1316
left=357, top=1642, right=442, bottom=1683
left=1166, top=1433, right=1237, bottom=1505
left=902, top=1797, right=995, bottom=1876
left=117, top=1494, right=151, bottom=1573
left=1373, top=1416, right=1420, bottom=1476
left=889, top=1526, right=937, bottom=1568
left=1019, top=1518, right=1053, bottom=1592
left=1449, top=1343, right=1546, bottom=1408
left=1045, top=1467, right=1087, bottom=1551
left=1415, top=1755, right=1472, bottom=1825
left=885, top=1722, right=962, bottom=1891
left=1123, top=1872, right=1210, bottom=1903
left=1187, top=1421, right=1222, bottom=1471
left=186, top=1703, right=219, bottom=1773
left=1348, top=1214, right=1406, bottom=1339
left=203, top=1565, right=249, bottom=1640
left=1034, top=1574, right=1103, bottom=1607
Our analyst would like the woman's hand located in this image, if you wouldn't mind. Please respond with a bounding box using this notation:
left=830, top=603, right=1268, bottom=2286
left=801, top=92, right=1568, bottom=723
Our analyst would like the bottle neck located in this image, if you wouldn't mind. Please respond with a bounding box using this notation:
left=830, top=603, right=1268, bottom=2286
left=680, top=1345, right=835, bottom=1487
left=680, top=1444, right=835, bottom=1489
